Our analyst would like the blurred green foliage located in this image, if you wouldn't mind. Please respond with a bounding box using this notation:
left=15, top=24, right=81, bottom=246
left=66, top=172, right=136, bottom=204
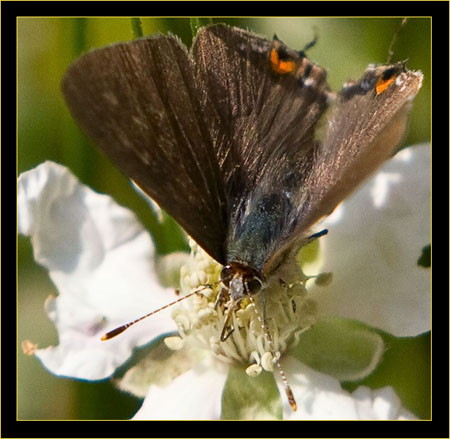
left=18, top=17, right=430, bottom=420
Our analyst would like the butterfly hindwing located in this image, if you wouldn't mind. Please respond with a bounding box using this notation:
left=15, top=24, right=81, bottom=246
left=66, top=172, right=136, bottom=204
left=262, top=62, right=423, bottom=273
left=307, top=62, right=423, bottom=221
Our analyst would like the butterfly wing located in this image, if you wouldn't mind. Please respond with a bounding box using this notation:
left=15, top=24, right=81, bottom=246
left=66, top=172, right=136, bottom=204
left=62, top=24, right=423, bottom=276
left=263, top=62, right=423, bottom=273
left=193, top=25, right=330, bottom=199
left=304, top=63, right=424, bottom=226
left=62, top=33, right=227, bottom=263
left=194, top=25, right=422, bottom=274
left=193, top=25, right=331, bottom=270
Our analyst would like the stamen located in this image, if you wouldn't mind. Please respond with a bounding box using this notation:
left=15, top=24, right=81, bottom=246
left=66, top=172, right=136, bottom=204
left=167, top=240, right=318, bottom=412
left=248, top=295, right=298, bottom=411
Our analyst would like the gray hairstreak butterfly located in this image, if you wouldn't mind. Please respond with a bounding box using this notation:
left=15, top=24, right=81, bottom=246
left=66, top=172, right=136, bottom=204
left=61, top=22, right=423, bottom=411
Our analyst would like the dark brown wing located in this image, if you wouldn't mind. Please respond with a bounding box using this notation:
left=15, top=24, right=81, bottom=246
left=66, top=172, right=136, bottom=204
left=62, top=24, right=423, bottom=276
left=263, top=62, right=423, bottom=273
left=62, top=33, right=227, bottom=263
left=193, top=25, right=329, bottom=200
left=304, top=63, right=423, bottom=226
left=193, top=25, right=331, bottom=270
left=193, top=26, right=422, bottom=273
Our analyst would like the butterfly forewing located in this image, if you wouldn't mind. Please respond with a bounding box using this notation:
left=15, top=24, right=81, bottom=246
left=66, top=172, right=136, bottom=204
left=62, top=33, right=228, bottom=263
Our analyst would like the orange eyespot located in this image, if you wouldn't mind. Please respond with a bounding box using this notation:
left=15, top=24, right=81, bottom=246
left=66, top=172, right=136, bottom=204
left=376, top=75, right=396, bottom=95
left=270, top=48, right=296, bottom=74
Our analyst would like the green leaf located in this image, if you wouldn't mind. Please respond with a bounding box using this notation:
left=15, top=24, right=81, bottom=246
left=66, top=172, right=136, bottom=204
left=291, top=316, right=384, bottom=382
left=221, top=366, right=282, bottom=420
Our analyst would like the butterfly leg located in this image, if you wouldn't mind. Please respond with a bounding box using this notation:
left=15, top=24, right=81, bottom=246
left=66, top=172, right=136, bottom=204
left=214, top=284, right=228, bottom=309
left=220, top=304, right=236, bottom=342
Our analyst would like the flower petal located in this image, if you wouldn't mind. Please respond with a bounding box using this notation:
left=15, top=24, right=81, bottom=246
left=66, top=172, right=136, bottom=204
left=18, top=162, right=177, bottom=380
left=281, top=356, right=416, bottom=419
left=350, top=386, right=417, bottom=420
left=314, top=145, right=430, bottom=336
left=116, top=341, right=206, bottom=398
left=132, top=357, right=228, bottom=420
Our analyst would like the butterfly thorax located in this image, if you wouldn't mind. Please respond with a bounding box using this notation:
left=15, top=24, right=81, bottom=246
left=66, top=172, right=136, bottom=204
left=225, top=186, right=299, bottom=274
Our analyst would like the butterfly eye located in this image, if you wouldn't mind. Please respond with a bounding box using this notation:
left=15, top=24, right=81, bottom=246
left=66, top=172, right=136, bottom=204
left=246, top=277, right=263, bottom=295
left=220, top=266, right=234, bottom=287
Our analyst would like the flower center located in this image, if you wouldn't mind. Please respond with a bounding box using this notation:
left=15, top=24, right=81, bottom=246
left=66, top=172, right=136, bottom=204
left=165, top=239, right=318, bottom=377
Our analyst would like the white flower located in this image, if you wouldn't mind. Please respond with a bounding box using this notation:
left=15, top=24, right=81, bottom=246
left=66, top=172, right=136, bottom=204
left=18, top=144, right=430, bottom=420
left=18, top=161, right=178, bottom=380
left=315, top=145, right=431, bottom=337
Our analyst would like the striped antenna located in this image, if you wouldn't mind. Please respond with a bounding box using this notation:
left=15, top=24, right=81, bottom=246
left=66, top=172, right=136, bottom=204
left=248, top=295, right=297, bottom=412
left=101, top=282, right=216, bottom=341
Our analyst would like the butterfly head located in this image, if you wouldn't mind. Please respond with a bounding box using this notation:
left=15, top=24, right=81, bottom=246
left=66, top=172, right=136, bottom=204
left=218, top=262, right=264, bottom=342
left=220, top=262, right=264, bottom=300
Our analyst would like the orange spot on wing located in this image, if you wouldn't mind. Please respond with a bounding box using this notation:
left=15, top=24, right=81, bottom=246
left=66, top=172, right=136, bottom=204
left=270, top=48, right=296, bottom=74
left=376, top=75, right=396, bottom=95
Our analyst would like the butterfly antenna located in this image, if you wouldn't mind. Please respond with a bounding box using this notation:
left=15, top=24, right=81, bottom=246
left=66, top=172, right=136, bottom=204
left=101, top=282, right=218, bottom=341
left=301, top=26, right=318, bottom=54
left=248, top=295, right=297, bottom=411
left=387, top=18, right=408, bottom=63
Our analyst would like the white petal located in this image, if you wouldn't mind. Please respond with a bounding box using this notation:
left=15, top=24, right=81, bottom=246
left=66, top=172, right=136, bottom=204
left=351, top=386, right=417, bottom=420
left=281, top=356, right=417, bottom=420
left=132, top=358, right=228, bottom=420
left=18, top=162, right=177, bottom=380
left=313, top=145, right=430, bottom=336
